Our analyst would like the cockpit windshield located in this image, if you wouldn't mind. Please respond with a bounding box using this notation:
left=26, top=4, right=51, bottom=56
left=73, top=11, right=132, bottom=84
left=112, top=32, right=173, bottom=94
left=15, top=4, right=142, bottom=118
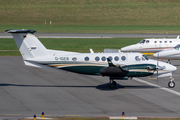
left=174, top=44, right=180, bottom=50
left=142, top=55, right=149, bottom=60
left=135, top=55, right=149, bottom=61
left=139, top=39, right=145, bottom=44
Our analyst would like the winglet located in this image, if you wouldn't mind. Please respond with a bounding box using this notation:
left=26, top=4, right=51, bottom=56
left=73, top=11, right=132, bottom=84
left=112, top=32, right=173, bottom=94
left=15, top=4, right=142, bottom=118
left=107, top=58, right=116, bottom=67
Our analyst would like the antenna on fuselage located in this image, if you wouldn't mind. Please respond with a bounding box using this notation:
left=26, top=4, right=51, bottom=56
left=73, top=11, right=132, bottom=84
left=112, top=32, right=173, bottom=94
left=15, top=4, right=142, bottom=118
left=177, top=35, right=179, bottom=39
left=90, top=49, right=94, bottom=53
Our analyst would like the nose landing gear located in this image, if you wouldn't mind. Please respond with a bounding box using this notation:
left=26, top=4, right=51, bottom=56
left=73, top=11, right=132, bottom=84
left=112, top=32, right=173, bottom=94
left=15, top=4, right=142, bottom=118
left=168, top=76, right=175, bottom=88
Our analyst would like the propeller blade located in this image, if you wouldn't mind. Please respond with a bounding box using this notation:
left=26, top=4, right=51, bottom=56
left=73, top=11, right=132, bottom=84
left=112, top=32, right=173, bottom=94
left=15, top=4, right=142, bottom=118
left=157, top=69, right=158, bottom=84
left=157, top=52, right=159, bottom=84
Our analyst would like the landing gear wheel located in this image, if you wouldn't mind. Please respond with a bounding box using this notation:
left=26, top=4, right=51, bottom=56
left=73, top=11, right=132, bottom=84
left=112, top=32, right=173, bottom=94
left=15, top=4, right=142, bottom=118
left=168, top=81, right=175, bottom=88
left=109, top=81, right=117, bottom=89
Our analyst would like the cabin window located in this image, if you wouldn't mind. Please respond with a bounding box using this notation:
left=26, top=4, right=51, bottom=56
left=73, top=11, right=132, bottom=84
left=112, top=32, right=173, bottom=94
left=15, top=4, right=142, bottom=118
left=121, top=56, right=126, bottom=61
left=154, top=41, right=157, bottom=43
left=108, top=56, right=113, bottom=61
left=146, top=40, right=149, bottom=43
left=72, top=57, right=77, bottom=61
left=164, top=41, right=167, bottom=43
left=114, top=56, right=119, bottom=61
left=170, top=41, right=172, bottom=43
left=101, top=56, right=106, bottom=61
left=160, top=41, right=162, bottom=43
left=95, top=56, right=100, bottom=61
left=84, top=57, right=89, bottom=61
left=135, top=56, right=140, bottom=61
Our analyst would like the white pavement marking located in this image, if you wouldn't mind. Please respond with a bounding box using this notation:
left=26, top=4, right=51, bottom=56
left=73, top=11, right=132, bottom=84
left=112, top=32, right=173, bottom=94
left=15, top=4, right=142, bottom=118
left=133, top=77, right=180, bottom=96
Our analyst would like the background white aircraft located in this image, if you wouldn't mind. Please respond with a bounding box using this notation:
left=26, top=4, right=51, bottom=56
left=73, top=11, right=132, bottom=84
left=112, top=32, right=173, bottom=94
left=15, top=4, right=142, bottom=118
left=121, top=36, right=180, bottom=53
left=6, top=29, right=177, bottom=88
left=154, top=44, right=180, bottom=60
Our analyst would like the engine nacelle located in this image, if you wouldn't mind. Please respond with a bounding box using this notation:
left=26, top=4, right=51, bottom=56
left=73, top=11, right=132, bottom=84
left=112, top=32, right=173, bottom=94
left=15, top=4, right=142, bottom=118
left=147, top=66, right=154, bottom=70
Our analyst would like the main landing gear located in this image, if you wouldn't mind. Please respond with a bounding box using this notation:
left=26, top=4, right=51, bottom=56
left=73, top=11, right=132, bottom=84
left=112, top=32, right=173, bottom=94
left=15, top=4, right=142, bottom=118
left=167, top=59, right=172, bottom=64
left=108, top=76, right=176, bottom=89
left=109, top=79, right=117, bottom=89
left=168, top=76, right=175, bottom=88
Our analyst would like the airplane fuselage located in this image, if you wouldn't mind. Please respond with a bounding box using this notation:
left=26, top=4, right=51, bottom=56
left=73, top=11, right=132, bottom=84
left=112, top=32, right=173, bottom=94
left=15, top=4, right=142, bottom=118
left=121, top=38, right=180, bottom=53
left=26, top=52, right=175, bottom=79
left=154, top=44, right=180, bottom=59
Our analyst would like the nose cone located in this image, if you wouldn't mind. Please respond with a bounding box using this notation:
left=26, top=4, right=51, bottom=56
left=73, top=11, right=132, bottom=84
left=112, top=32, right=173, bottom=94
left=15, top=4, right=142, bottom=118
left=170, top=65, right=177, bottom=71
left=157, top=60, right=177, bottom=72
left=121, top=44, right=136, bottom=52
left=163, top=62, right=177, bottom=72
left=153, top=51, right=167, bottom=57
left=153, top=49, right=175, bottom=58
left=121, top=46, right=129, bottom=52
left=173, top=65, right=177, bottom=71
left=153, top=52, right=160, bottom=57
left=153, top=51, right=168, bottom=58
left=169, top=64, right=177, bottom=72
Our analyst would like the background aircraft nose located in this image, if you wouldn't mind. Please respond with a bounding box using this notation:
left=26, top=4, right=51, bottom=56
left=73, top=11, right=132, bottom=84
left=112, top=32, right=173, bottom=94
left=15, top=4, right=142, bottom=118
left=153, top=51, right=166, bottom=58
left=153, top=49, right=176, bottom=58
left=121, top=47, right=128, bottom=51
left=153, top=53, right=158, bottom=57
left=121, top=45, right=135, bottom=52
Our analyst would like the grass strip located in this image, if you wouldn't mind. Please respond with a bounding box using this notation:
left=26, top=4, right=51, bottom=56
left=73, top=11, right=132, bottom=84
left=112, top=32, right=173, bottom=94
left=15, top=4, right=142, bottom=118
left=1, top=0, right=180, bottom=33
left=2, top=25, right=180, bottom=34
left=0, top=38, right=141, bottom=56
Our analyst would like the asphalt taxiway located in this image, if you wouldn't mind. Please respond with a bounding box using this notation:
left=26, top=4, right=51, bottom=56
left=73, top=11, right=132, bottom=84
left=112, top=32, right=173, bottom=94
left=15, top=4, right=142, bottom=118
left=1, top=57, right=180, bottom=119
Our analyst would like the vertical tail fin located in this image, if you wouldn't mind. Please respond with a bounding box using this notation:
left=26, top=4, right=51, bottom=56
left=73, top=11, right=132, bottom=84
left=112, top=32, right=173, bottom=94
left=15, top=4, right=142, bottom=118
left=6, top=29, right=48, bottom=60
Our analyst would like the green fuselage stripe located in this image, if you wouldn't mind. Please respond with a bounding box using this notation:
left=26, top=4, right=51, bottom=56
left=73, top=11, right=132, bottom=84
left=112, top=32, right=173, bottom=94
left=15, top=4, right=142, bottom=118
left=42, top=62, right=156, bottom=77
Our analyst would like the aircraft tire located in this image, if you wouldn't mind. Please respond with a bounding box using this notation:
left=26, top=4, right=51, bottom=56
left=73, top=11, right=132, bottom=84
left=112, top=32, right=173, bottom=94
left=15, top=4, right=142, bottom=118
left=109, top=81, right=116, bottom=89
left=168, top=81, right=175, bottom=88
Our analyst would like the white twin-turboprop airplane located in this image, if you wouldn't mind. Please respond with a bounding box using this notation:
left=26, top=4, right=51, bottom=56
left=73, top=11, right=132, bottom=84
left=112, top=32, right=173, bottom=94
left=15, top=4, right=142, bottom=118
left=6, top=29, right=177, bottom=89
left=121, top=36, right=180, bottom=53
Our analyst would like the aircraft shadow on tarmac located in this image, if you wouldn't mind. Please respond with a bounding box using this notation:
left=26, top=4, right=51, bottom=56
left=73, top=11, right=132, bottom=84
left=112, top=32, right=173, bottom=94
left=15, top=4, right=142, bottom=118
left=0, top=83, right=158, bottom=91
left=96, top=83, right=158, bottom=90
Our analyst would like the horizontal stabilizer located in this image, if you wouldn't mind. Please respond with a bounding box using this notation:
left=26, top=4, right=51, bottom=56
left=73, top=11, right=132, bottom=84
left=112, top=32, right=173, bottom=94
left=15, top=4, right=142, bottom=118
left=5, top=29, right=36, bottom=34
left=5, top=30, right=36, bottom=34
left=24, top=60, right=52, bottom=69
